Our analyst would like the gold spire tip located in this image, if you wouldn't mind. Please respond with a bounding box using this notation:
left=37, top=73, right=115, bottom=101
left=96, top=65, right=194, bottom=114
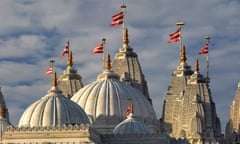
left=180, top=45, right=187, bottom=63
left=195, top=58, right=199, bottom=72
left=68, top=51, right=74, bottom=67
left=123, top=28, right=129, bottom=45
left=105, top=54, right=111, bottom=70
left=52, top=72, right=57, bottom=87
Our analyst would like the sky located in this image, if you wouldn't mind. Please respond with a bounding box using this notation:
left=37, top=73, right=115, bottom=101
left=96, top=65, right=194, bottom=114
left=0, top=0, right=239, bottom=132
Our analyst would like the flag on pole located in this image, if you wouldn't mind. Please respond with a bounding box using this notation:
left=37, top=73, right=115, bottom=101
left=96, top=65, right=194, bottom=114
left=93, top=43, right=104, bottom=54
left=167, top=28, right=181, bottom=44
left=109, top=11, right=124, bottom=27
left=199, top=43, right=208, bottom=55
left=62, top=41, right=69, bottom=58
left=44, top=66, right=53, bottom=75
left=125, top=104, right=132, bottom=117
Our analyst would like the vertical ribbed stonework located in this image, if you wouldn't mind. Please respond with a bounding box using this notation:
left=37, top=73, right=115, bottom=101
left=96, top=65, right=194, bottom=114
left=0, top=87, right=11, bottom=139
left=111, top=28, right=152, bottom=104
left=58, top=50, right=84, bottom=98
left=0, top=87, right=10, bottom=122
left=161, top=45, right=222, bottom=143
left=225, top=82, right=240, bottom=142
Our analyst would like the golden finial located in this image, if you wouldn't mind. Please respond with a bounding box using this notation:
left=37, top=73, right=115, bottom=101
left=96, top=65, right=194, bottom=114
left=123, top=28, right=129, bottom=45
left=180, top=45, right=187, bottom=63
left=121, top=3, right=127, bottom=9
left=52, top=72, right=57, bottom=87
left=0, top=105, right=3, bottom=118
left=176, top=21, right=184, bottom=26
left=68, top=51, right=74, bottom=67
left=105, top=54, right=111, bottom=70
left=195, top=58, right=199, bottom=72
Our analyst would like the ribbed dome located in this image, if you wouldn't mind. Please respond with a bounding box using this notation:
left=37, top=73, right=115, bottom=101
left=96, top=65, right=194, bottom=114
left=113, top=113, right=150, bottom=135
left=18, top=85, right=89, bottom=127
left=71, top=70, right=157, bottom=128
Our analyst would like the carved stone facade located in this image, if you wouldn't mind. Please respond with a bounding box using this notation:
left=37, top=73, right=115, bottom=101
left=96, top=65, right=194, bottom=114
left=111, top=28, right=152, bottom=104
left=225, top=82, right=240, bottom=143
left=57, top=51, right=84, bottom=98
left=162, top=46, right=224, bottom=143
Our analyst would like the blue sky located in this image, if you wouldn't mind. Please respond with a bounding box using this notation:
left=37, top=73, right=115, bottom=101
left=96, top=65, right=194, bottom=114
left=0, top=0, right=239, bottom=132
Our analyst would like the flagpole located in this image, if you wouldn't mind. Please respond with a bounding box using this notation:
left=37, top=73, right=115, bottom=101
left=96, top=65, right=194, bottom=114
left=67, top=40, right=70, bottom=57
left=121, top=3, right=126, bottom=30
left=176, top=21, right=184, bottom=62
left=205, top=35, right=210, bottom=79
left=102, top=38, right=106, bottom=71
left=121, top=3, right=127, bottom=50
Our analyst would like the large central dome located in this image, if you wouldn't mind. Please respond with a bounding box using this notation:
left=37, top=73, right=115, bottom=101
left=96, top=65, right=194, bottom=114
left=71, top=67, right=157, bottom=133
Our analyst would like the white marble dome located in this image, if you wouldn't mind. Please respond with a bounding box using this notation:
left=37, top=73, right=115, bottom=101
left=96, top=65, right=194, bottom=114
left=18, top=77, right=89, bottom=127
left=113, top=113, right=150, bottom=135
left=71, top=70, right=157, bottom=129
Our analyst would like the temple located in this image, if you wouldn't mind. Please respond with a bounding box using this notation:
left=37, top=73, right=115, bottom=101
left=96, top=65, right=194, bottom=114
left=0, top=3, right=237, bottom=144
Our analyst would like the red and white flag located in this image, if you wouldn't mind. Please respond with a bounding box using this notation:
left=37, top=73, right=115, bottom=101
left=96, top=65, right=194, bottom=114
left=109, top=11, right=124, bottom=27
left=93, top=43, right=104, bottom=54
left=199, top=43, right=208, bottom=55
left=167, top=28, right=181, bottom=44
left=62, top=41, right=69, bottom=58
left=44, top=66, right=53, bottom=75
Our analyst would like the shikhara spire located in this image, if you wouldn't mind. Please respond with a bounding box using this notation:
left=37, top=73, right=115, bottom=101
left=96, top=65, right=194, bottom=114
left=68, top=51, right=74, bottom=68
left=52, top=72, right=57, bottom=87
left=180, top=45, right=187, bottom=63
left=195, top=58, right=199, bottom=73
left=105, top=53, right=111, bottom=71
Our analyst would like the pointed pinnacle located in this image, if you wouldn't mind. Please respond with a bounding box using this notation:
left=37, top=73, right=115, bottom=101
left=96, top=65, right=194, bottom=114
left=52, top=72, right=57, bottom=87
left=68, top=51, right=74, bottom=67
left=105, top=54, right=111, bottom=70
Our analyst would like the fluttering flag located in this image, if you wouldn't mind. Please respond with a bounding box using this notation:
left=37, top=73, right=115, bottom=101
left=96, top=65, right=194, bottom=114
left=109, top=11, right=124, bottom=27
left=167, top=28, right=181, bottom=44
left=93, top=43, right=104, bottom=54
left=199, top=43, right=208, bottom=55
left=62, top=41, right=69, bottom=58
left=44, top=66, right=53, bottom=75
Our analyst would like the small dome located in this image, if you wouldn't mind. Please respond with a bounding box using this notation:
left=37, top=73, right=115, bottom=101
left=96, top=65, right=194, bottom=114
left=113, top=113, right=150, bottom=135
left=18, top=73, right=89, bottom=127
left=71, top=70, right=157, bottom=126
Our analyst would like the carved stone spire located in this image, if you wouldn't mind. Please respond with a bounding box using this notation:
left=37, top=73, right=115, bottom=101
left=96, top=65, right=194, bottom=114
left=68, top=51, right=74, bottom=67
